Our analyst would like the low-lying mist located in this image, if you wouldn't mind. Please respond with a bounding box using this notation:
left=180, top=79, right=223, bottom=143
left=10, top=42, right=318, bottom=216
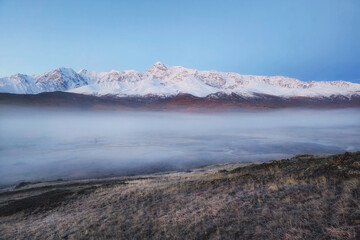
left=0, top=107, right=359, bottom=186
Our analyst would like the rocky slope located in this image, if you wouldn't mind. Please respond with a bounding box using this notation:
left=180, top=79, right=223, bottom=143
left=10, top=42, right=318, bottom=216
left=1, top=91, right=360, bottom=110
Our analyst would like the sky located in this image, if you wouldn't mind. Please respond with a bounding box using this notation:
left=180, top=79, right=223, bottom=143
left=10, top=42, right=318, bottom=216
left=0, top=0, right=359, bottom=82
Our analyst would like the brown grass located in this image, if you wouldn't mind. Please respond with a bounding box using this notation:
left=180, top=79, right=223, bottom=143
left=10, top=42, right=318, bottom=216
left=0, top=152, right=359, bottom=239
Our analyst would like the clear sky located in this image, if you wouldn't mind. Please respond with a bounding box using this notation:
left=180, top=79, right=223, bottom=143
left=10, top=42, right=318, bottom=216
left=0, top=0, right=359, bottom=82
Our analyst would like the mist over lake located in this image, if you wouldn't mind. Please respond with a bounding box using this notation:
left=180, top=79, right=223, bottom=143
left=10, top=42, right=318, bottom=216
left=0, top=107, right=359, bottom=186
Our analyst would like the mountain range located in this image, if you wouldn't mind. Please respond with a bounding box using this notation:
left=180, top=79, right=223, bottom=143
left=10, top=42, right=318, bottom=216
left=1, top=62, right=360, bottom=109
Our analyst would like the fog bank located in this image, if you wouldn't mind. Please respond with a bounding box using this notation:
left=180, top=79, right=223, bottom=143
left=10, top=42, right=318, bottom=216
left=0, top=107, right=359, bottom=185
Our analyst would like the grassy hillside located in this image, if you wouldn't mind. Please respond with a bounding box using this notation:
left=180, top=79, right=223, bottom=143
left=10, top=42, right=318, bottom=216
left=0, top=152, right=359, bottom=239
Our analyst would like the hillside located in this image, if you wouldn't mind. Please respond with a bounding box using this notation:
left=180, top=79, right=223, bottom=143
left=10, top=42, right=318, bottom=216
left=1, top=152, right=359, bottom=239
left=1, top=91, right=360, bottom=110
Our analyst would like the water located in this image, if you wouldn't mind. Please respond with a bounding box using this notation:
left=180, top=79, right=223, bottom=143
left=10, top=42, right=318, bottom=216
left=1, top=107, right=359, bottom=185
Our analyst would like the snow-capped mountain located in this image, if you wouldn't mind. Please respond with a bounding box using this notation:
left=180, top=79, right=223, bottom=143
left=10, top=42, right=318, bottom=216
left=0, top=67, right=88, bottom=94
left=1, top=62, right=360, bottom=98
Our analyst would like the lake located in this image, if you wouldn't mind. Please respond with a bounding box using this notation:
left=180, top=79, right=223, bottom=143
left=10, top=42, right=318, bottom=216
left=0, top=107, right=359, bottom=186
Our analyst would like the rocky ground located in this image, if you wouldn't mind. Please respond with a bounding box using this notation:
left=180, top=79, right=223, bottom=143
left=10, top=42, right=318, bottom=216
left=0, top=152, right=359, bottom=239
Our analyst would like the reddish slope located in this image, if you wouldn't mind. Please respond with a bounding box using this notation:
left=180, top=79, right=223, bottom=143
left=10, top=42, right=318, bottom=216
left=0, top=92, right=359, bottom=111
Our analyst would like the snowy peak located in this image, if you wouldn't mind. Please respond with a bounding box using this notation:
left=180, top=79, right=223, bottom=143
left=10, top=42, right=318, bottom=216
left=0, top=73, right=40, bottom=94
left=152, top=61, right=168, bottom=70
left=1, top=62, right=360, bottom=98
left=0, top=67, right=88, bottom=94
left=36, top=67, right=88, bottom=92
left=77, top=69, right=101, bottom=84
left=145, top=61, right=170, bottom=79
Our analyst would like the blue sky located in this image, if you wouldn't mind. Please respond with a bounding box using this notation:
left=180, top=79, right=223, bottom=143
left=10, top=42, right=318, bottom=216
left=0, top=0, right=359, bottom=82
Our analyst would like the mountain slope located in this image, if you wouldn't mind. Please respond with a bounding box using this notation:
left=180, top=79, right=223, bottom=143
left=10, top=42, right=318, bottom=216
left=1, top=62, right=360, bottom=98
left=1, top=92, right=360, bottom=110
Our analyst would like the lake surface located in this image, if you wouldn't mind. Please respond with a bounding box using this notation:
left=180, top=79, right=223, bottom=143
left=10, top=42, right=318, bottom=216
left=1, top=107, right=359, bottom=186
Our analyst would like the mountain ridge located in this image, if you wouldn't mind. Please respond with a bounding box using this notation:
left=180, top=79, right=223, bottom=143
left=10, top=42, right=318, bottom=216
left=1, top=62, right=360, bottom=99
left=1, top=91, right=359, bottom=110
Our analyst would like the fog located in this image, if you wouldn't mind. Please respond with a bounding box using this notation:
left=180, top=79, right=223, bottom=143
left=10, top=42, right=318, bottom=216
left=1, top=107, right=359, bottom=186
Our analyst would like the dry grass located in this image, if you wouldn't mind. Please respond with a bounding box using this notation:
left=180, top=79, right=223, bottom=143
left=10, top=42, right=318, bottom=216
left=0, top=152, right=359, bottom=239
